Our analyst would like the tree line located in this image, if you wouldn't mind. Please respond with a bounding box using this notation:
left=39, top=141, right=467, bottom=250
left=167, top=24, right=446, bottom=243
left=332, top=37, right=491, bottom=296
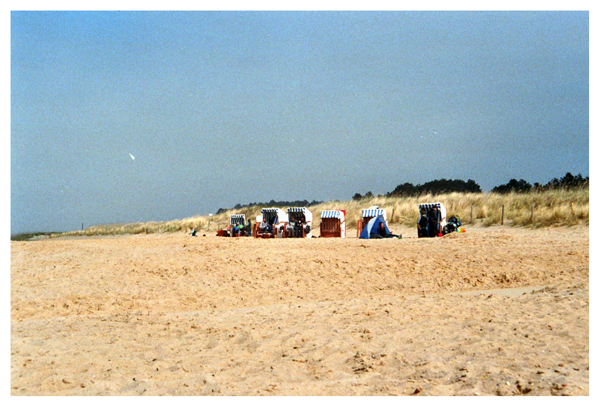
left=215, top=199, right=323, bottom=215
left=351, top=172, right=588, bottom=200
left=490, top=172, right=588, bottom=194
left=353, top=178, right=482, bottom=200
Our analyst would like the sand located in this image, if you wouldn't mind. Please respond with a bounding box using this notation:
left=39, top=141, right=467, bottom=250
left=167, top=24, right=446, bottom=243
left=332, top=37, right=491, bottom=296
left=11, top=224, right=589, bottom=396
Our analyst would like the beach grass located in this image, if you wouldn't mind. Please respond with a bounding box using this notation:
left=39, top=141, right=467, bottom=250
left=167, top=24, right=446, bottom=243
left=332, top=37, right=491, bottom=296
left=32, top=188, right=588, bottom=240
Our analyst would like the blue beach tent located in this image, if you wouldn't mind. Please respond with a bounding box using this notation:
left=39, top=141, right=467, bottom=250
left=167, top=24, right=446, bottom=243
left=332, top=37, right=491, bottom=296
left=359, top=215, right=391, bottom=239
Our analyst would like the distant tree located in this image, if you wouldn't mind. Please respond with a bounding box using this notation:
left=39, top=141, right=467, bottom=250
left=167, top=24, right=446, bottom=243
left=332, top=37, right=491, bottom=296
left=492, top=179, right=532, bottom=194
left=352, top=193, right=363, bottom=201
left=549, top=172, right=588, bottom=189
left=465, top=179, right=482, bottom=193
left=388, top=182, right=416, bottom=197
left=364, top=191, right=374, bottom=199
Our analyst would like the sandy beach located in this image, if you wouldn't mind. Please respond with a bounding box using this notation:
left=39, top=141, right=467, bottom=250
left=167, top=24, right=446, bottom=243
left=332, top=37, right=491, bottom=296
left=11, top=224, right=589, bottom=396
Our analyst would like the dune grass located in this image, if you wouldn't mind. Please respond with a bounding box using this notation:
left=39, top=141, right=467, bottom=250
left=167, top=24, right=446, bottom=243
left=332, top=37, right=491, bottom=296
left=45, top=188, right=588, bottom=239
left=309, top=188, right=589, bottom=229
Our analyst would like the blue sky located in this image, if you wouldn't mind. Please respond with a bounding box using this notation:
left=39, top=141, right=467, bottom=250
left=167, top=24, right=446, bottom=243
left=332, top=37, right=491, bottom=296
left=10, top=9, right=589, bottom=234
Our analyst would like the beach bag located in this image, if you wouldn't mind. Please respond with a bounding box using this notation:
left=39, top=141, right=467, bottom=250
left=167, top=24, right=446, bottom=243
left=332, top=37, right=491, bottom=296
left=449, top=215, right=462, bottom=227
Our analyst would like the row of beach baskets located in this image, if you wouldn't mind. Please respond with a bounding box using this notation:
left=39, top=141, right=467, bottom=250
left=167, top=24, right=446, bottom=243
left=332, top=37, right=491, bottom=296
left=219, top=203, right=460, bottom=239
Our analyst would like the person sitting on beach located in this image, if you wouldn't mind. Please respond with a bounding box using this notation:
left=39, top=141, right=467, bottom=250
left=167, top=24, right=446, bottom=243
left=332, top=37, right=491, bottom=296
left=286, top=216, right=295, bottom=237
left=374, top=221, right=400, bottom=238
left=260, top=217, right=272, bottom=234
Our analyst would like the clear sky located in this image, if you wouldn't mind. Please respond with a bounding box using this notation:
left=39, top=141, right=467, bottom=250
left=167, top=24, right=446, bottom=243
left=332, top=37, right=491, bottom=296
left=10, top=10, right=589, bottom=234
